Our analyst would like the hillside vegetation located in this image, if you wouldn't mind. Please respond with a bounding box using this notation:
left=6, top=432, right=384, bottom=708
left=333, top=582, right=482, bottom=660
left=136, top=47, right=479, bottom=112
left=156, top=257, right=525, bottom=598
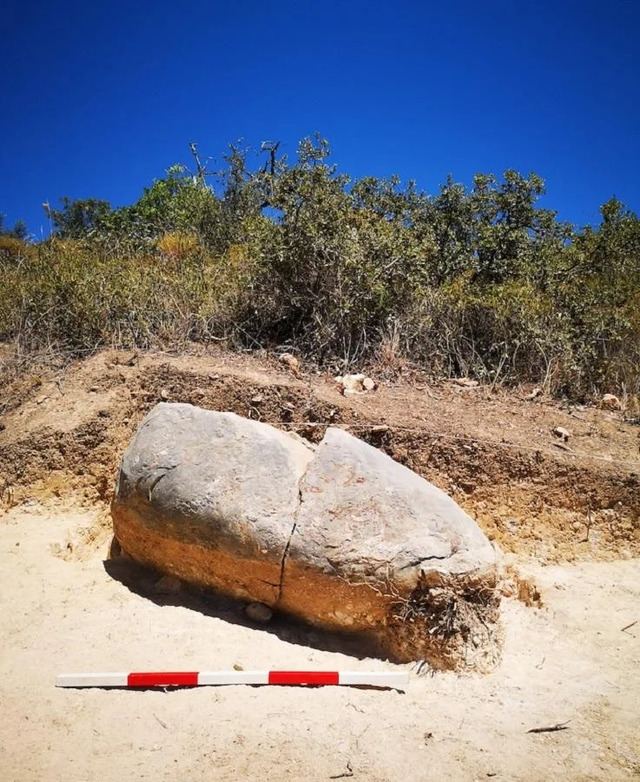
left=1, top=136, right=639, bottom=400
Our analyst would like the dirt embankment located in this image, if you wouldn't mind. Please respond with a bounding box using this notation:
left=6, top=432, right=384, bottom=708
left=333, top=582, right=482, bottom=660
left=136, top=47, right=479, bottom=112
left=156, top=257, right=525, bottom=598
left=2, top=347, right=639, bottom=781
left=1, top=347, right=638, bottom=564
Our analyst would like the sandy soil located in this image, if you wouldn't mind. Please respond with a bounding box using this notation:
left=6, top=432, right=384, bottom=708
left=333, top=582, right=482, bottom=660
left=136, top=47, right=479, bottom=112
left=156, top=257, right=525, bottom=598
left=1, top=347, right=639, bottom=780
left=0, top=503, right=637, bottom=781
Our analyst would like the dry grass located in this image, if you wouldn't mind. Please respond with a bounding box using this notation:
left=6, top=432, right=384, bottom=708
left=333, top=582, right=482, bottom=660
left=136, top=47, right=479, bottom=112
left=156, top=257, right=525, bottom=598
left=1, top=227, right=638, bottom=402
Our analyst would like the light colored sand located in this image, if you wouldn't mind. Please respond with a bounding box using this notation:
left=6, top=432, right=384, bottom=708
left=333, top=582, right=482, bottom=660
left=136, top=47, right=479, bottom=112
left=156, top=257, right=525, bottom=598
left=1, top=503, right=638, bottom=781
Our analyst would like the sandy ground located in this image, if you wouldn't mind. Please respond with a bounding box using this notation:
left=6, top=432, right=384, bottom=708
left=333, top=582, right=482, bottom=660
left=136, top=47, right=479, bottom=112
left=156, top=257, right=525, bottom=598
left=1, top=502, right=638, bottom=782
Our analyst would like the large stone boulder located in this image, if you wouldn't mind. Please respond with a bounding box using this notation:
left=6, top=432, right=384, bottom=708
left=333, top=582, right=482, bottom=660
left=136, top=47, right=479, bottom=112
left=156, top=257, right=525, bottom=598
left=112, top=403, right=500, bottom=669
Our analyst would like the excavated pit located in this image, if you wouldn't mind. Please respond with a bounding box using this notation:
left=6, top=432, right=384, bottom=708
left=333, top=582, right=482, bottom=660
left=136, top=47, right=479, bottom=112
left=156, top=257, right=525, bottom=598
left=0, top=348, right=638, bottom=670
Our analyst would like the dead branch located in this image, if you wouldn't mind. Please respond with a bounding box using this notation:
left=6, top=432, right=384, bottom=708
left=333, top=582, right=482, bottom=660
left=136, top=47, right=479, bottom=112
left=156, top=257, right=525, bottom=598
left=260, top=140, right=280, bottom=175
left=330, top=760, right=353, bottom=779
left=188, top=142, right=208, bottom=185
left=153, top=713, right=168, bottom=729
left=527, top=719, right=571, bottom=734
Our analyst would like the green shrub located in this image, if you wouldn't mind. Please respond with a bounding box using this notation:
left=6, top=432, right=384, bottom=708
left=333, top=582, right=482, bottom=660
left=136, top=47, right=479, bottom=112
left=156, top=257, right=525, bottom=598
left=2, top=137, right=638, bottom=400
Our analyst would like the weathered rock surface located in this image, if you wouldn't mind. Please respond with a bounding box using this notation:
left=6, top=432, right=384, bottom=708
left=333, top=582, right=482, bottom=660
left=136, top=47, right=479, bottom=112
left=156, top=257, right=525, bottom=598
left=281, top=427, right=499, bottom=667
left=112, top=403, right=500, bottom=669
left=111, top=404, right=314, bottom=605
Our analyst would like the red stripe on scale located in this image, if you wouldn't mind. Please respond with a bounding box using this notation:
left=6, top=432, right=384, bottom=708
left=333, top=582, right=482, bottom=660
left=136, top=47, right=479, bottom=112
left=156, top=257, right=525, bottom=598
left=268, top=671, right=340, bottom=686
left=127, top=671, right=199, bottom=687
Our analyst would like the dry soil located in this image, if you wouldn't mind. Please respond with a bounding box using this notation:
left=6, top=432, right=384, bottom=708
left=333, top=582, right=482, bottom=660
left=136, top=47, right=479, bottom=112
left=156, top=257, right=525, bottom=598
left=0, top=347, right=638, bottom=781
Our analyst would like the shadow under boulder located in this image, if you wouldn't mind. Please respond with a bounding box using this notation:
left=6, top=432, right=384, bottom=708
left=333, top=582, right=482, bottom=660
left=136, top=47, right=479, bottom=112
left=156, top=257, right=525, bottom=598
left=111, top=403, right=500, bottom=670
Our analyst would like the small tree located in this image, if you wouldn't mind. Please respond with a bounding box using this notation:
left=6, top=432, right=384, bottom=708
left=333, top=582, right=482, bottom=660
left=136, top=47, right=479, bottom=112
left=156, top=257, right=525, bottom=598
left=0, top=214, right=29, bottom=240
left=45, top=198, right=112, bottom=239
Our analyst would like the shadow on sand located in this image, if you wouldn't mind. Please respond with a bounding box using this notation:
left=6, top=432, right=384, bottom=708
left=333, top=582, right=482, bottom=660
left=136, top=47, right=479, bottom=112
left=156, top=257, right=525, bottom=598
left=103, top=542, right=387, bottom=663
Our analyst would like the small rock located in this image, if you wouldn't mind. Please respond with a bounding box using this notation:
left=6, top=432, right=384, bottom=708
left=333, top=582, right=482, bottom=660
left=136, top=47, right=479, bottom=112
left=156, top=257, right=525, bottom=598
left=336, top=374, right=375, bottom=394
left=251, top=394, right=264, bottom=404
left=454, top=377, right=479, bottom=388
left=89, top=385, right=100, bottom=393
left=553, top=426, right=570, bottom=442
left=600, top=393, right=622, bottom=411
left=341, top=374, right=365, bottom=392
left=154, top=574, right=182, bottom=595
left=279, top=353, right=300, bottom=373
left=245, top=602, right=273, bottom=623
left=505, top=518, right=519, bottom=533
left=526, top=387, right=543, bottom=401
left=371, top=424, right=389, bottom=434
left=160, top=388, right=170, bottom=401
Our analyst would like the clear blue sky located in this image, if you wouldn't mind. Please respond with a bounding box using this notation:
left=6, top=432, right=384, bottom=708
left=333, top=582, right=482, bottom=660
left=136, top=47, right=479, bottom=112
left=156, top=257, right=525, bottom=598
left=1, top=0, right=639, bottom=238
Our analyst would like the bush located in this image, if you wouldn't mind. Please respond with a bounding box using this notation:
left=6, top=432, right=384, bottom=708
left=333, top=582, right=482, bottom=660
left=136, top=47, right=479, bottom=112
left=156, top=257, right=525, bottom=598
left=0, top=236, right=256, bottom=351
left=1, top=137, right=638, bottom=400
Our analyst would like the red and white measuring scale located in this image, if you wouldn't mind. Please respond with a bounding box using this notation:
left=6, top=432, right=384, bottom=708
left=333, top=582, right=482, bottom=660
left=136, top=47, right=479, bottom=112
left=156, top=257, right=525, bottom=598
left=56, top=670, right=408, bottom=689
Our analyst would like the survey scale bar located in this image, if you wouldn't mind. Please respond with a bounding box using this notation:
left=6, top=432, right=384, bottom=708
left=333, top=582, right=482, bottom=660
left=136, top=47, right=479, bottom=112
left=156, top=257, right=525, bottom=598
left=55, top=670, right=408, bottom=689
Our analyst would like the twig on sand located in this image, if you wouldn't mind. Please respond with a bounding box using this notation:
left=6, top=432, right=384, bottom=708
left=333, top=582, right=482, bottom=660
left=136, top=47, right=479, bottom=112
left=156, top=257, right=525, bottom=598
left=330, top=760, right=354, bottom=778
left=527, top=720, right=571, bottom=734
left=414, top=659, right=429, bottom=675
left=153, top=714, right=168, bottom=729
left=621, top=620, right=637, bottom=634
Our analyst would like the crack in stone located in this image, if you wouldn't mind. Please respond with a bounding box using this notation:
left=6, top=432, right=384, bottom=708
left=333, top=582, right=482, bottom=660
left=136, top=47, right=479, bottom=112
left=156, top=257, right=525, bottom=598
left=396, top=553, right=451, bottom=570
left=276, top=520, right=297, bottom=603
left=258, top=579, right=280, bottom=588
left=276, top=463, right=309, bottom=604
